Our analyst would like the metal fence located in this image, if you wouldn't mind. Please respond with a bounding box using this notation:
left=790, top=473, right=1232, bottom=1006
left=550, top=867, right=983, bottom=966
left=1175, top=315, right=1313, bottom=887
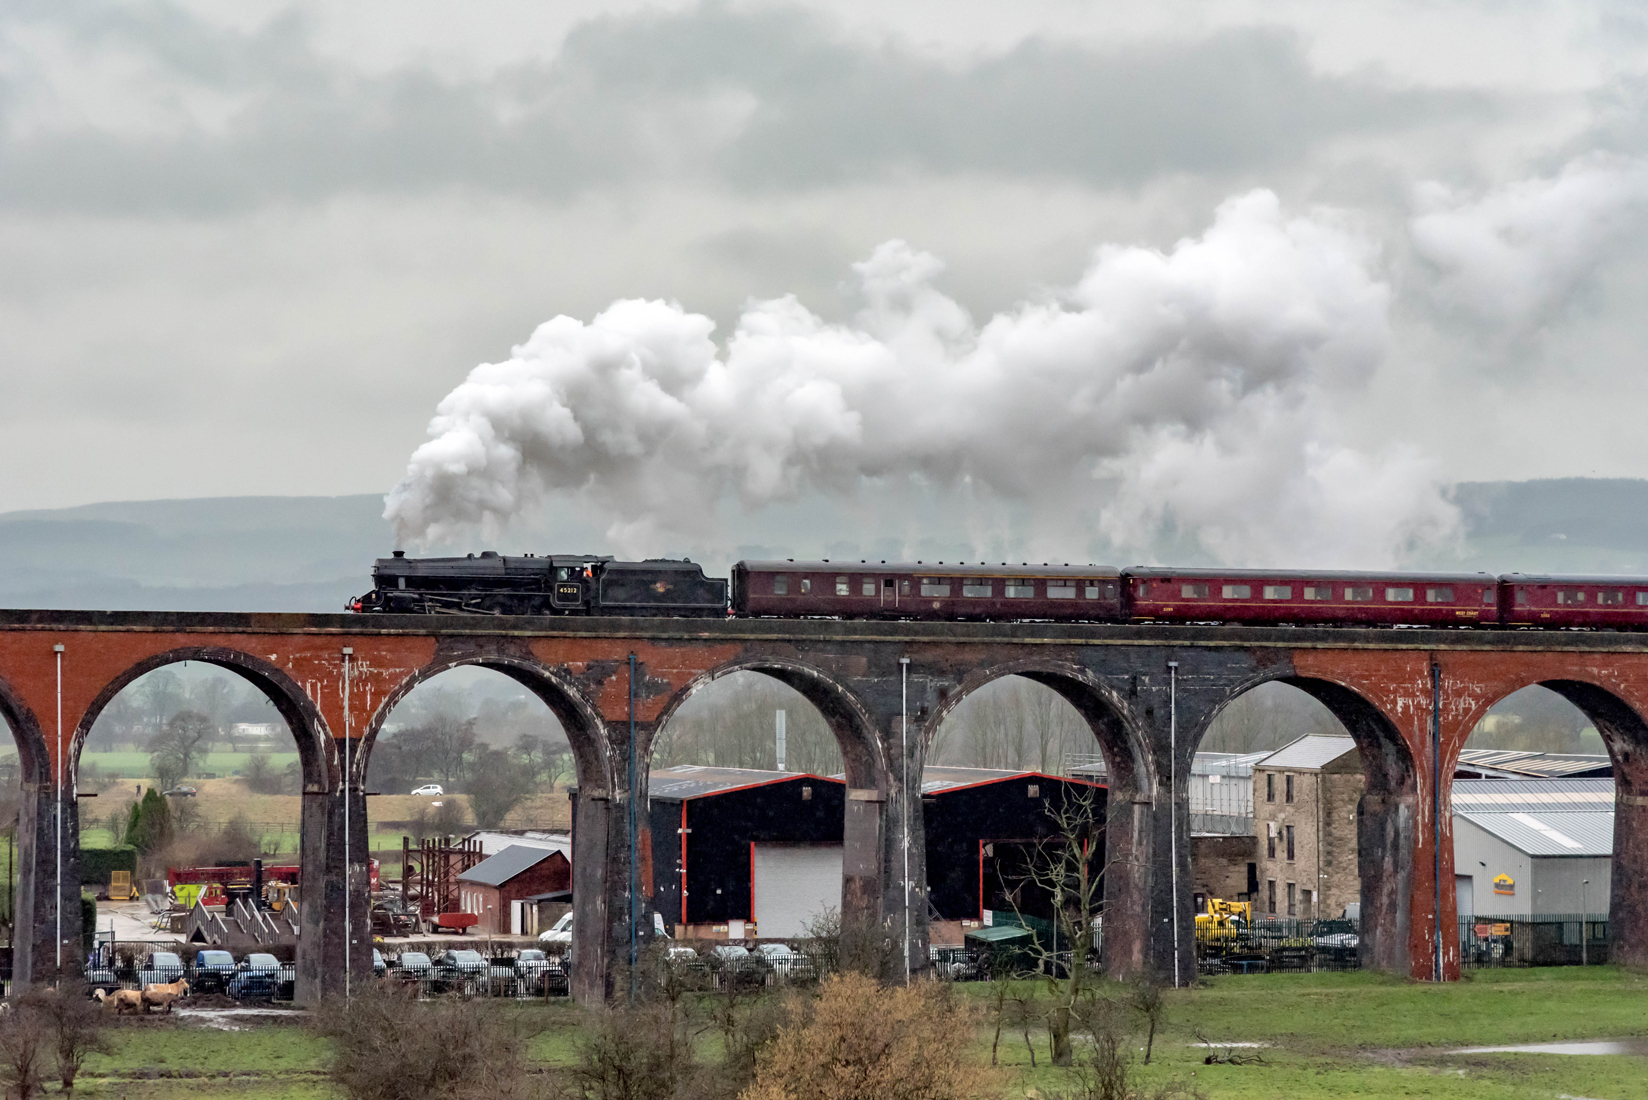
left=1194, top=917, right=1362, bottom=976
left=1459, top=914, right=1610, bottom=968
left=85, top=946, right=298, bottom=1003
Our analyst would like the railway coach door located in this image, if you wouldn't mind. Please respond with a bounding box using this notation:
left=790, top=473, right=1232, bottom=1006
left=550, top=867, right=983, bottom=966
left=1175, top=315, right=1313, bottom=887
left=882, top=577, right=897, bottom=609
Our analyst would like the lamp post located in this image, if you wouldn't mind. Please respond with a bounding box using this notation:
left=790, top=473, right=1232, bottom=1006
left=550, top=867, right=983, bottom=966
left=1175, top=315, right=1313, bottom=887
left=1580, top=879, right=1589, bottom=967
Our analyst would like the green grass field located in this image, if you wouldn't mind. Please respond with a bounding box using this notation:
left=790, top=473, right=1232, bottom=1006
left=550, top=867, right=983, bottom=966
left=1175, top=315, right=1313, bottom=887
left=46, top=966, right=1648, bottom=1099
left=81, top=750, right=301, bottom=779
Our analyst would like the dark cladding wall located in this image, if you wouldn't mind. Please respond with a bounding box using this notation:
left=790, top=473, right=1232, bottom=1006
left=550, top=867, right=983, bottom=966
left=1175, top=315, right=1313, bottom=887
left=924, top=777, right=1107, bottom=922
left=650, top=777, right=847, bottom=927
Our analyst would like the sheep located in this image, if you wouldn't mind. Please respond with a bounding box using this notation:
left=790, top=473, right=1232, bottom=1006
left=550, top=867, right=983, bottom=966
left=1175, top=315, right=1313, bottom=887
left=140, top=977, right=189, bottom=1014
left=93, top=988, right=144, bottom=1015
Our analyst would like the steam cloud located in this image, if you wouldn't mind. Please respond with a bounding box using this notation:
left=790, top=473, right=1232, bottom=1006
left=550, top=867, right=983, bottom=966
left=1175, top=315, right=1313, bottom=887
left=386, top=190, right=1459, bottom=568
left=1411, top=154, right=1648, bottom=324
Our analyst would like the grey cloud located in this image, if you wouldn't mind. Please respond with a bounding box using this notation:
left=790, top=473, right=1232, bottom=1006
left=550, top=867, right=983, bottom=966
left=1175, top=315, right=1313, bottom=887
left=0, top=2, right=1502, bottom=215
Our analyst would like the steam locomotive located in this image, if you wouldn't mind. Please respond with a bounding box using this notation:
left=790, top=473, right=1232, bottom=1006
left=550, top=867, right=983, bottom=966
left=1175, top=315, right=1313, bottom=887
left=349, top=552, right=1648, bottom=630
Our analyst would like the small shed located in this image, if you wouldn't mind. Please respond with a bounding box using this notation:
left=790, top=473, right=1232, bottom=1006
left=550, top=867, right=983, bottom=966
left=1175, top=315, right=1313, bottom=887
left=646, top=766, right=847, bottom=939
left=456, top=844, right=572, bottom=935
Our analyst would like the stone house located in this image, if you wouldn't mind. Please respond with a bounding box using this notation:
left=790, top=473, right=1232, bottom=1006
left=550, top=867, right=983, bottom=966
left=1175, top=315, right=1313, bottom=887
left=1251, top=735, right=1362, bottom=921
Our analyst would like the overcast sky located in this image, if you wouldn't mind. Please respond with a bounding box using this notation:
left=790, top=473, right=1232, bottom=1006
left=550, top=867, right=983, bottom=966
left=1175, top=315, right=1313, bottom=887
left=5, top=1, right=1648, bottom=565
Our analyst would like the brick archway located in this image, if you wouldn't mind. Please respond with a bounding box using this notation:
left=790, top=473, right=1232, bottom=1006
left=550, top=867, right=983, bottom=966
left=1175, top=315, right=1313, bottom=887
left=0, top=671, right=63, bottom=988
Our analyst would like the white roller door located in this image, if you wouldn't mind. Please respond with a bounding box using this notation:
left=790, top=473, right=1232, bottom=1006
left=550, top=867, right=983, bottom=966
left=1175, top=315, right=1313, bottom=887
left=753, top=844, right=843, bottom=938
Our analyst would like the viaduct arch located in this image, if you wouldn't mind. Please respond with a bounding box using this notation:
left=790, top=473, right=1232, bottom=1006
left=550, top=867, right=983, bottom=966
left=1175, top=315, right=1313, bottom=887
left=0, top=610, right=1646, bottom=999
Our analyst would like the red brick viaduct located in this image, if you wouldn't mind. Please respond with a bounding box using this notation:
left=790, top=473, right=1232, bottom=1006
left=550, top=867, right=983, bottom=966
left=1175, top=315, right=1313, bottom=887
left=0, top=609, right=1644, bottom=1003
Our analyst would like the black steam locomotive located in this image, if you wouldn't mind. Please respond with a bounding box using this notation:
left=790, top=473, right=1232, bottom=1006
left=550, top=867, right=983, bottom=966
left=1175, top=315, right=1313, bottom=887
left=348, top=551, right=728, bottom=616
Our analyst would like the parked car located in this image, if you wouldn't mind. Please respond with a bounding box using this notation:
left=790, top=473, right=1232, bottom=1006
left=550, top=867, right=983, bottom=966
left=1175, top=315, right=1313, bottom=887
left=162, top=786, right=197, bottom=797
left=193, top=949, right=238, bottom=993
left=753, top=942, right=812, bottom=981
left=372, top=948, right=387, bottom=978
left=709, top=944, right=764, bottom=989
left=395, top=951, right=434, bottom=982
left=538, top=912, right=573, bottom=945
left=226, top=953, right=283, bottom=1000
left=411, top=784, right=444, bottom=796
left=139, top=951, right=185, bottom=987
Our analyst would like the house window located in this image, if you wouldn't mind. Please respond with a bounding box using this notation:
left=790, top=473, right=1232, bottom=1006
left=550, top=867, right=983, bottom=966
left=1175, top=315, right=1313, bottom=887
left=773, top=575, right=788, bottom=595
left=800, top=578, right=811, bottom=594
left=1222, top=584, right=1251, bottom=599
left=1266, top=832, right=1276, bottom=859
left=1047, top=584, right=1077, bottom=598
left=1302, top=889, right=1313, bottom=918
left=862, top=579, right=876, bottom=596
left=1005, top=580, right=1035, bottom=598
left=1267, top=880, right=1277, bottom=915
left=1266, top=773, right=1275, bottom=803
left=1385, top=587, right=1414, bottom=602
left=919, top=580, right=950, bottom=598
left=962, top=582, right=993, bottom=598
left=1286, top=825, right=1295, bottom=861
left=1345, top=587, right=1372, bottom=601
left=1426, top=587, right=1453, bottom=603
left=1287, top=882, right=1297, bottom=916
left=835, top=576, right=850, bottom=596
left=1181, top=584, right=1210, bottom=599
left=1285, top=774, right=1294, bottom=803
left=1303, top=586, right=1330, bottom=600
left=1263, top=585, right=1291, bottom=599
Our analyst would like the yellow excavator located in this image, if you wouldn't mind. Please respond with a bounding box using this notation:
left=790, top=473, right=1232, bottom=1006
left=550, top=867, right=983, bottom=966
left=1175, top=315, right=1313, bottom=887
left=1193, top=898, right=1253, bottom=961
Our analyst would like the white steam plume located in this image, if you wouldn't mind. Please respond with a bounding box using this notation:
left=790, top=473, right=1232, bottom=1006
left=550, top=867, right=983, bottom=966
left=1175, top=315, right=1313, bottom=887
left=386, top=189, right=1458, bottom=568
left=1411, top=154, right=1648, bottom=324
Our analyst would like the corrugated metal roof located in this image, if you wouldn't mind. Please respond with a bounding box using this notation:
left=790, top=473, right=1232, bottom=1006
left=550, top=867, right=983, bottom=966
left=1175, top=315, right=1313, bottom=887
left=1068, top=750, right=1269, bottom=779
left=1255, top=735, right=1358, bottom=771
left=918, top=767, right=1101, bottom=794
left=648, top=766, right=842, bottom=801
left=1452, top=778, right=1614, bottom=812
left=458, top=844, right=558, bottom=887
left=1455, top=749, right=1612, bottom=778
left=1457, top=810, right=1614, bottom=857
left=464, top=831, right=570, bottom=857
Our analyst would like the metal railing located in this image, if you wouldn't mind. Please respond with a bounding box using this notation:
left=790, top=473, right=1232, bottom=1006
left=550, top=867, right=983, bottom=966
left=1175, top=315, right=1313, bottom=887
left=1193, top=917, right=1361, bottom=975
left=1459, top=914, right=1610, bottom=968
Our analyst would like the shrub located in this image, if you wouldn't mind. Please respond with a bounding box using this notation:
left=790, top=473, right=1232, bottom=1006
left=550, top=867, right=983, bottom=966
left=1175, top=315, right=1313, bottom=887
left=313, top=979, right=542, bottom=1100
left=21, top=982, right=111, bottom=1096
left=740, top=973, right=995, bottom=1100
left=565, top=1002, right=701, bottom=1100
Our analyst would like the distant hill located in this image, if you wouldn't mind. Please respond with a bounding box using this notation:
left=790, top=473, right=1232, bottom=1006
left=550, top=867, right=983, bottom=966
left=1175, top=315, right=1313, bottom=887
left=3, top=478, right=1647, bottom=611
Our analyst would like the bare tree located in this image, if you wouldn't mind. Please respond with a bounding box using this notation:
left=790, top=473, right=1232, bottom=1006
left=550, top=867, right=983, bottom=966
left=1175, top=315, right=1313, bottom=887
left=654, top=673, right=843, bottom=776
left=22, top=982, right=111, bottom=1096
left=150, top=709, right=216, bottom=783
left=930, top=677, right=1091, bottom=773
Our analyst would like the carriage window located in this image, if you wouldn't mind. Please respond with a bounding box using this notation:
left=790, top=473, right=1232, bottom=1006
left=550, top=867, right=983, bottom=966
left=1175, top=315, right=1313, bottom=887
left=1005, top=580, right=1035, bottom=598
left=835, top=576, right=849, bottom=596
left=1182, top=584, right=1209, bottom=599
left=901, top=579, right=911, bottom=596
left=556, top=567, right=571, bottom=581
left=1222, top=584, right=1251, bottom=599
left=1263, top=586, right=1291, bottom=599
left=962, top=582, right=993, bottom=598
left=1086, top=585, right=1105, bottom=599
left=1483, top=589, right=1496, bottom=605
left=919, top=579, right=950, bottom=598
left=1515, top=589, right=1528, bottom=606
left=1303, top=586, right=1330, bottom=600
left=1345, top=587, right=1372, bottom=601
left=1136, top=581, right=1148, bottom=598
left=862, top=579, right=876, bottom=596
left=1557, top=589, right=1585, bottom=604
left=1638, top=591, right=1648, bottom=606
left=1047, top=584, right=1077, bottom=598
left=800, top=578, right=811, bottom=594
left=1599, top=590, right=1624, bottom=605
left=773, top=574, right=788, bottom=595
left=1385, top=587, right=1414, bottom=602
left=1426, top=587, right=1453, bottom=603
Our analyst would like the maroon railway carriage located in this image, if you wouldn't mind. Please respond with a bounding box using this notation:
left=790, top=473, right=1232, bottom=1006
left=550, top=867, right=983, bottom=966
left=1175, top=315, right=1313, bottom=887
left=732, top=561, right=1125, bottom=621
left=1126, top=568, right=1498, bottom=627
left=1500, top=573, right=1648, bottom=629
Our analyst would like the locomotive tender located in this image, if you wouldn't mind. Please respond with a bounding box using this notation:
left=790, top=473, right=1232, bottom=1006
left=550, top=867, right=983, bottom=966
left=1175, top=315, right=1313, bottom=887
left=350, top=553, right=1648, bottom=630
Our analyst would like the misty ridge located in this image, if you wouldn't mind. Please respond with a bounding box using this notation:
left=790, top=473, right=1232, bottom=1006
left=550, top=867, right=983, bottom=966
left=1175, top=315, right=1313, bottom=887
left=2, top=477, right=1646, bottom=614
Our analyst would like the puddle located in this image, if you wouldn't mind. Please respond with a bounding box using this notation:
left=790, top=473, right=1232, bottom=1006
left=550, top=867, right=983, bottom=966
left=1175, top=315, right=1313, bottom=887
left=1451, top=1039, right=1648, bottom=1057
left=1190, top=1042, right=1268, bottom=1048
